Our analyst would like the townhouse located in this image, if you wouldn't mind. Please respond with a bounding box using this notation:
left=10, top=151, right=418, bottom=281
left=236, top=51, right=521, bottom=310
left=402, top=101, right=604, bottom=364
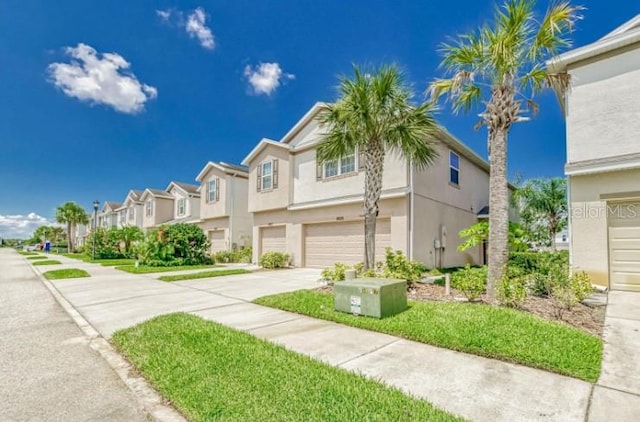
left=242, top=103, right=491, bottom=269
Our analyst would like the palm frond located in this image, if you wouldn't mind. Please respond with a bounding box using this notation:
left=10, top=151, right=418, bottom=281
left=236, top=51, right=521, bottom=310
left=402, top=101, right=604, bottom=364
left=531, top=2, right=584, bottom=60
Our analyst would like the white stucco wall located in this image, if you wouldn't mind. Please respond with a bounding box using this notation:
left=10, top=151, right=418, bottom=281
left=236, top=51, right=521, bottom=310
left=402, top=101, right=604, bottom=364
left=566, top=43, right=640, bottom=163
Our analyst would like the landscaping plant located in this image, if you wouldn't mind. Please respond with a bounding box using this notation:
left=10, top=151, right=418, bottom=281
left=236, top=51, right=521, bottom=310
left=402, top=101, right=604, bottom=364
left=135, top=224, right=211, bottom=266
left=451, top=265, right=486, bottom=301
left=258, top=251, right=290, bottom=269
left=497, top=268, right=527, bottom=308
left=211, top=247, right=252, bottom=264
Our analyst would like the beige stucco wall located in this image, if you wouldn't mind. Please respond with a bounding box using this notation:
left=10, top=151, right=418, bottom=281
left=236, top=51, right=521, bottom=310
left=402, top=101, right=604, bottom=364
left=291, top=148, right=408, bottom=205
left=566, top=43, right=640, bottom=164
left=412, top=195, right=483, bottom=268
left=247, top=145, right=290, bottom=212
left=251, top=197, right=408, bottom=266
left=569, top=168, right=640, bottom=287
left=142, top=197, right=174, bottom=229
left=199, top=167, right=229, bottom=220
left=413, top=142, right=489, bottom=215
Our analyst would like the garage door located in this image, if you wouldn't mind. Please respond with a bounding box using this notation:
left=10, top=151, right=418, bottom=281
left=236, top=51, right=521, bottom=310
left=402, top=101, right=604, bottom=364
left=260, top=226, right=286, bottom=254
left=209, top=230, right=226, bottom=253
left=609, top=202, right=640, bottom=291
left=304, top=219, right=391, bottom=268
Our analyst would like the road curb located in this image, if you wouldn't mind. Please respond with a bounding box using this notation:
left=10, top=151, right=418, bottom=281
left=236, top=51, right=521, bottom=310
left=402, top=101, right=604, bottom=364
left=29, top=262, right=186, bottom=422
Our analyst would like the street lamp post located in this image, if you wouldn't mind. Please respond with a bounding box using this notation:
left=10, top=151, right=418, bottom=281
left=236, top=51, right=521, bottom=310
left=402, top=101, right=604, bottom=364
left=92, top=200, right=100, bottom=260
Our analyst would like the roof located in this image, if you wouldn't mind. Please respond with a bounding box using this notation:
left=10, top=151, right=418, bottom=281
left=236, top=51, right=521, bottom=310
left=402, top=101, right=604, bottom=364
left=241, top=138, right=289, bottom=166
left=140, top=188, right=173, bottom=201
left=547, top=14, right=640, bottom=74
left=102, top=201, right=121, bottom=212
left=166, top=181, right=201, bottom=196
left=195, top=161, right=248, bottom=182
left=129, top=189, right=144, bottom=201
left=280, top=102, right=326, bottom=144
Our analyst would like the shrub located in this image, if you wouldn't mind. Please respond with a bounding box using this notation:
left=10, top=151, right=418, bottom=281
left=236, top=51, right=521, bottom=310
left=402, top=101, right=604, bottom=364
left=451, top=265, right=486, bottom=302
left=321, top=262, right=351, bottom=282
left=136, top=224, right=211, bottom=266
left=212, top=247, right=252, bottom=264
left=259, top=251, right=290, bottom=269
left=381, top=249, right=424, bottom=285
left=497, top=270, right=527, bottom=308
left=509, top=251, right=569, bottom=275
left=550, top=270, right=594, bottom=318
left=571, top=271, right=593, bottom=302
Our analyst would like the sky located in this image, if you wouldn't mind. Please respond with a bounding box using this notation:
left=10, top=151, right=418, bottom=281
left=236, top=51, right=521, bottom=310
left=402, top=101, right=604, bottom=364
left=1, top=1, right=638, bottom=238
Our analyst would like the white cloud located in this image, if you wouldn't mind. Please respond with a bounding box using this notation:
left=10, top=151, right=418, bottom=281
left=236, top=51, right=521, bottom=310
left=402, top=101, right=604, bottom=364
left=48, top=43, right=157, bottom=114
left=0, top=213, right=55, bottom=239
left=186, top=8, right=215, bottom=49
left=156, top=9, right=171, bottom=22
left=244, top=62, right=295, bottom=96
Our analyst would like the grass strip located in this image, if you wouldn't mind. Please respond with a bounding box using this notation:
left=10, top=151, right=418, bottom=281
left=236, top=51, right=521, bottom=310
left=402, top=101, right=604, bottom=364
left=18, top=251, right=39, bottom=256
left=43, top=268, right=90, bottom=280
left=61, top=254, right=136, bottom=266
left=116, top=264, right=218, bottom=274
left=159, top=269, right=252, bottom=282
left=27, top=256, right=49, bottom=260
left=255, top=290, right=602, bottom=382
left=113, top=313, right=462, bottom=422
left=32, top=260, right=62, bottom=266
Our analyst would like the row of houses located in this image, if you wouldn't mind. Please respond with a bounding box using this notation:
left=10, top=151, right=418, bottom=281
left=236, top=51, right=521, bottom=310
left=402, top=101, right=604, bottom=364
left=81, top=102, right=495, bottom=269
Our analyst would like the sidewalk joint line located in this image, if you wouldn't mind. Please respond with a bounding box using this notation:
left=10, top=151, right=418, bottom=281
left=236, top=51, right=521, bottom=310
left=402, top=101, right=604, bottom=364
left=595, top=383, right=640, bottom=398
left=336, top=339, right=402, bottom=367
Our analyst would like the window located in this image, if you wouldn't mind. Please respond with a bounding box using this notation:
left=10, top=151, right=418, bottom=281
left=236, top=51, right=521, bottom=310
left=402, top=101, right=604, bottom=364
left=120, top=210, right=126, bottom=223
left=177, top=198, right=186, bottom=216
left=208, top=179, right=219, bottom=203
left=449, top=151, right=460, bottom=186
left=257, top=159, right=278, bottom=192
left=562, top=234, right=567, bottom=242
left=321, top=153, right=356, bottom=179
left=128, top=208, right=135, bottom=221
left=110, top=214, right=117, bottom=227
left=145, top=200, right=153, bottom=217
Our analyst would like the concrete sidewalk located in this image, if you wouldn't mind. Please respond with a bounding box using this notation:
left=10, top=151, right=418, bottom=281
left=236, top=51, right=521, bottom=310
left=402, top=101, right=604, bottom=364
left=0, top=249, right=147, bottom=421
left=28, top=251, right=599, bottom=422
left=588, top=291, right=640, bottom=421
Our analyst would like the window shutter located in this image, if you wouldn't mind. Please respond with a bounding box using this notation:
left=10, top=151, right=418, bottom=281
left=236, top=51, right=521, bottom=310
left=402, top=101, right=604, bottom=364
left=272, top=159, right=279, bottom=189
left=215, top=178, right=220, bottom=201
left=257, top=164, right=262, bottom=192
left=316, top=153, right=323, bottom=180
left=358, top=150, right=366, bottom=171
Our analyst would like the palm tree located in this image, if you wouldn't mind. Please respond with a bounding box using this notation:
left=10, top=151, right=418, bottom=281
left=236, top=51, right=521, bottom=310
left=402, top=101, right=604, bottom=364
left=317, top=64, right=439, bottom=270
left=516, top=178, right=567, bottom=251
left=429, top=0, right=581, bottom=301
left=55, top=202, right=89, bottom=252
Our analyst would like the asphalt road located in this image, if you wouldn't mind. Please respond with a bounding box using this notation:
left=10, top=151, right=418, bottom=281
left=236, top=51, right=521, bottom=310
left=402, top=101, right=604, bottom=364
left=0, top=248, right=147, bottom=421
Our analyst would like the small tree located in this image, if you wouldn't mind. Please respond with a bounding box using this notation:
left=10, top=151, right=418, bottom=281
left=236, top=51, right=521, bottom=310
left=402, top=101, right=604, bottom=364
left=56, top=202, right=89, bottom=252
left=136, top=224, right=210, bottom=266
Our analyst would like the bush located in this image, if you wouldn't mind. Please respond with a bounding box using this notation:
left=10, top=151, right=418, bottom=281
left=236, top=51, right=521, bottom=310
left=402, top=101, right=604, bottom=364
left=136, top=224, right=211, bottom=266
left=259, top=251, right=290, bottom=269
left=212, top=247, right=252, bottom=264
left=497, top=270, right=527, bottom=308
left=509, top=251, right=569, bottom=275
left=83, top=226, right=144, bottom=259
left=451, top=265, right=486, bottom=301
left=381, top=249, right=424, bottom=285
left=549, top=270, right=594, bottom=318
left=321, top=262, right=351, bottom=282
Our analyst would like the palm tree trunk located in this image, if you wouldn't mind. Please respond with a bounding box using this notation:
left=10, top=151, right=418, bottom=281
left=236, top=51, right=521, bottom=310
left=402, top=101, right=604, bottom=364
left=487, top=127, right=509, bottom=302
left=70, top=223, right=76, bottom=252
left=67, top=222, right=72, bottom=252
left=363, top=141, right=385, bottom=270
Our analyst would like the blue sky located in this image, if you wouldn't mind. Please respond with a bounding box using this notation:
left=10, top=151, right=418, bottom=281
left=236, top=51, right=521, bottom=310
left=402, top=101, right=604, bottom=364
left=1, top=1, right=638, bottom=238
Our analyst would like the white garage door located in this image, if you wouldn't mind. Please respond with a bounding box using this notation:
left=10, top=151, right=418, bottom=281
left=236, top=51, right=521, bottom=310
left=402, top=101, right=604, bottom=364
left=209, top=230, right=226, bottom=253
left=304, top=219, right=391, bottom=268
left=609, top=202, right=640, bottom=291
left=260, top=226, right=286, bottom=254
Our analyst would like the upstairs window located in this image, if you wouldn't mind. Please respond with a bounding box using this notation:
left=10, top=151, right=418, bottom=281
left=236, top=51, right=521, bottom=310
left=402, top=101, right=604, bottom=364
left=177, top=198, right=186, bottom=216
left=145, top=200, right=153, bottom=217
left=318, top=152, right=357, bottom=180
left=449, top=151, right=460, bottom=186
left=257, top=159, right=278, bottom=191
left=208, top=178, right=219, bottom=203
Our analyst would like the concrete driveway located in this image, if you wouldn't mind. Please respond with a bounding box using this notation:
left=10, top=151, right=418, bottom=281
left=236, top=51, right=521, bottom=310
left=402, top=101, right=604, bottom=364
left=47, top=261, right=321, bottom=338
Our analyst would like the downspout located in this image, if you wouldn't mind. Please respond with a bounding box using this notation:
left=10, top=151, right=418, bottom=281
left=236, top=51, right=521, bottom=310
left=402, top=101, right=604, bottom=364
left=567, top=176, right=573, bottom=272
left=409, top=162, right=415, bottom=260
left=229, top=173, right=236, bottom=250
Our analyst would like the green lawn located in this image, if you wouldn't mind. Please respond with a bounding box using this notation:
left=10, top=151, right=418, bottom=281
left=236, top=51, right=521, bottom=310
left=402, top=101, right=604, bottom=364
left=32, top=260, right=62, bottom=266
left=113, top=313, right=461, bottom=422
left=27, top=256, right=48, bottom=260
left=159, top=269, right=252, bottom=282
left=255, top=290, right=602, bottom=382
left=61, top=254, right=135, bottom=266
left=43, top=268, right=90, bottom=280
left=18, top=251, right=39, bottom=256
left=116, top=264, right=219, bottom=274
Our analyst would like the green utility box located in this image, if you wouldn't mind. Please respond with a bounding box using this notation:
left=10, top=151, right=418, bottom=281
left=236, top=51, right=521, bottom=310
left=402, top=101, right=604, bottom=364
left=334, top=278, right=407, bottom=318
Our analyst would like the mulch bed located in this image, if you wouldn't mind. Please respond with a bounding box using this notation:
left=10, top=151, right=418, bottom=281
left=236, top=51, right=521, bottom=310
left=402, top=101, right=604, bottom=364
left=316, top=282, right=606, bottom=337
